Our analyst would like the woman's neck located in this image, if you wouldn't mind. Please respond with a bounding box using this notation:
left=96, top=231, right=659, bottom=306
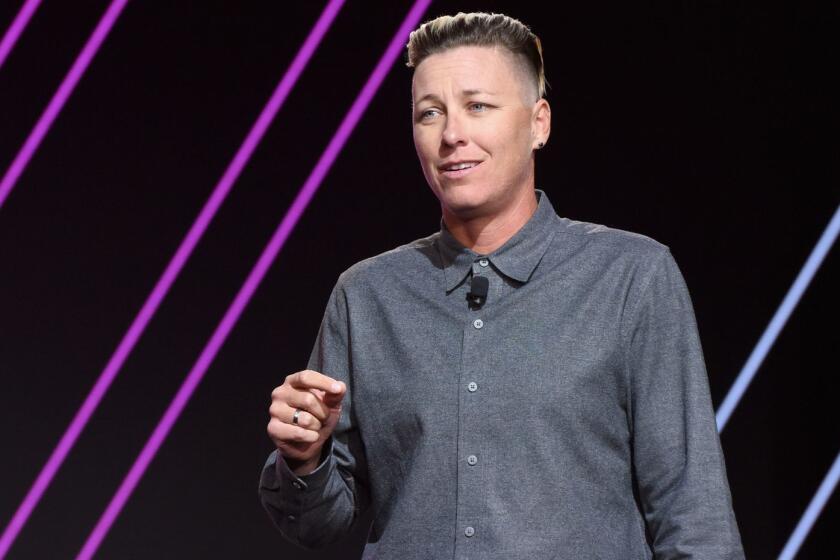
left=442, top=188, right=538, bottom=254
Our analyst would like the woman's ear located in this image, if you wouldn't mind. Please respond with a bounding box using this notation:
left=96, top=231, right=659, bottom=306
left=531, top=98, right=551, bottom=150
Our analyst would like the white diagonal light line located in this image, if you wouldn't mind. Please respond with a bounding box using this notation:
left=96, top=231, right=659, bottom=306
left=716, top=203, right=840, bottom=431
left=778, top=451, right=840, bottom=560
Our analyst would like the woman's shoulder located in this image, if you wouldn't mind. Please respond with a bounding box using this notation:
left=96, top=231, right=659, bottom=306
left=334, top=232, right=441, bottom=288
left=554, top=213, right=670, bottom=259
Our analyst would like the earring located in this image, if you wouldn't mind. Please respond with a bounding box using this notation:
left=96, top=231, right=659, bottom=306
left=537, top=141, right=545, bottom=149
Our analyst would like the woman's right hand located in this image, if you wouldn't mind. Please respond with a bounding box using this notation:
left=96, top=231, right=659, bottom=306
left=267, top=369, right=346, bottom=467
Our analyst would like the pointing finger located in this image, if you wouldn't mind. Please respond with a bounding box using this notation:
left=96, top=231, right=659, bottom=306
left=289, top=369, right=345, bottom=394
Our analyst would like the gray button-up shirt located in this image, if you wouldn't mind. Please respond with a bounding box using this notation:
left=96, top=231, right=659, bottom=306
left=258, top=189, right=745, bottom=559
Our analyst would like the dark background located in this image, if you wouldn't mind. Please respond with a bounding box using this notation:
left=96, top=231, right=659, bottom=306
left=0, top=0, right=836, bottom=558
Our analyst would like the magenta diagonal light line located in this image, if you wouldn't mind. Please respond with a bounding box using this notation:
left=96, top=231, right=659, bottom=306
left=0, top=0, right=41, bottom=71
left=0, top=0, right=128, bottom=211
left=0, top=2, right=345, bottom=557
left=77, top=1, right=432, bottom=557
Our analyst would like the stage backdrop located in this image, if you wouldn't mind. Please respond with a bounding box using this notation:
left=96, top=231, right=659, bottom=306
left=0, top=1, right=836, bottom=558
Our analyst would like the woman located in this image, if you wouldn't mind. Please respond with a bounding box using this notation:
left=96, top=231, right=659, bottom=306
left=260, top=12, right=745, bottom=559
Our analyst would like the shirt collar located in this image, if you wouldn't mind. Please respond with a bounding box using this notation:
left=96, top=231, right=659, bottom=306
left=436, top=188, right=559, bottom=292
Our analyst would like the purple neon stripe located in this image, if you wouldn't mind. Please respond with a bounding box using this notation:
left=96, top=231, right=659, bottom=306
left=0, top=0, right=128, bottom=211
left=77, top=1, right=432, bottom=557
left=0, top=0, right=41, bottom=71
left=0, top=2, right=345, bottom=557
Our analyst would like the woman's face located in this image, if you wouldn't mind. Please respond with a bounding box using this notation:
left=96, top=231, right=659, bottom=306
left=411, top=45, right=549, bottom=218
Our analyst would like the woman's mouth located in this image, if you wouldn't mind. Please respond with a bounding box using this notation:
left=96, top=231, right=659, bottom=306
left=439, top=160, right=482, bottom=179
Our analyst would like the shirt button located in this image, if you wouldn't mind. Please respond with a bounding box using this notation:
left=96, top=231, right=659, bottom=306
left=467, top=455, right=478, bottom=465
left=465, top=526, right=475, bottom=537
left=292, top=481, right=303, bottom=490
left=473, top=319, right=484, bottom=329
left=287, top=514, right=297, bottom=522
left=467, top=381, right=478, bottom=392
left=478, top=258, right=489, bottom=267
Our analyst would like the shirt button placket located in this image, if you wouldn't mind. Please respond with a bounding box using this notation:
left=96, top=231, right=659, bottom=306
left=458, top=262, right=487, bottom=555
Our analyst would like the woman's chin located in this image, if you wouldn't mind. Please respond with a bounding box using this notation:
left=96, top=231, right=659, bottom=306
left=439, top=185, right=496, bottom=216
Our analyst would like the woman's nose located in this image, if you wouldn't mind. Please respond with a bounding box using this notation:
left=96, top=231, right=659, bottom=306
left=441, top=114, right=467, bottom=146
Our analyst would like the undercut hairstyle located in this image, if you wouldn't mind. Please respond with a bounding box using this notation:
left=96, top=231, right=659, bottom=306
left=405, top=12, right=548, bottom=103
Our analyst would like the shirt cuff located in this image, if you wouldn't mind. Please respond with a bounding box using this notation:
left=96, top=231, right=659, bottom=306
left=272, top=436, right=335, bottom=491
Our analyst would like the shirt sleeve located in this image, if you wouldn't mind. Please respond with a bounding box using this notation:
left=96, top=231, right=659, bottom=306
left=622, top=248, right=745, bottom=559
left=258, top=275, right=372, bottom=550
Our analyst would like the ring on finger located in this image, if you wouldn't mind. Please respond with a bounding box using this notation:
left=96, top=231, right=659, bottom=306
left=292, top=408, right=303, bottom=425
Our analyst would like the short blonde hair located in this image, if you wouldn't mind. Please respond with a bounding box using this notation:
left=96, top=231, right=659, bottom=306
left=405, top=12, right=548, bottom=101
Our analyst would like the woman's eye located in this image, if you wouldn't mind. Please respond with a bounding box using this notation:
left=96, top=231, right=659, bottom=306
left=470, top=103, right=487, bottom=111
left=420, top=109, right=438, bottom=119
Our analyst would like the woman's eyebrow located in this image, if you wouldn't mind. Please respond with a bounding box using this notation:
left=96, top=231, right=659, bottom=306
left=461, top=88, right=496, bottom=96
left=414, top=93, right=440, bottom=105
left=415, top=89, right=497, bottom=105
